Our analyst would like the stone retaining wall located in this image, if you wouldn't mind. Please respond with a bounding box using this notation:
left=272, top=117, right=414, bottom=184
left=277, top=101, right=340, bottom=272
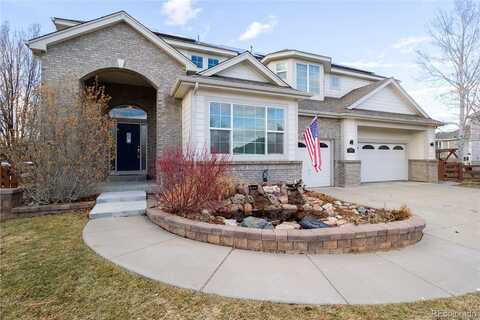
left=4, top=201, right=95, bottom=220
left=147, top=207, right=425, bottom=254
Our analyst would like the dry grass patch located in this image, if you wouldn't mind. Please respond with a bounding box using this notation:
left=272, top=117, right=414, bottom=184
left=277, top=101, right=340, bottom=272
left=1, top=212, right=479, bottom=320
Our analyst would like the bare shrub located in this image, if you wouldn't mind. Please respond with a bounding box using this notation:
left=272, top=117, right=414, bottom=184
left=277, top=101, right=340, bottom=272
left=9, top=83, right=114, bottom=204
left=157, top=146, right=231, bottom=214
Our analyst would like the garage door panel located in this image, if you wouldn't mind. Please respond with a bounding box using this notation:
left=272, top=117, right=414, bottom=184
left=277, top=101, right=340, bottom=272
left=298, top=141, right=331, bottom=187
left=360, top=143, right=407, bottom=182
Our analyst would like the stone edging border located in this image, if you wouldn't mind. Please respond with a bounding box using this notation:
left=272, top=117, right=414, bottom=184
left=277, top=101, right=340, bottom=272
left=146, top=207, right=426, bottom=254
left=5, top=201, right=95, bottom=220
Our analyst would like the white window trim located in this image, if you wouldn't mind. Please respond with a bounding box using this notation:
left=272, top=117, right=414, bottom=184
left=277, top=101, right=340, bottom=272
left=208, top=101, right=286, bottom=157
left=275, top=63, right=287, bottom=81
left=296, top=63, right=321, bottom=95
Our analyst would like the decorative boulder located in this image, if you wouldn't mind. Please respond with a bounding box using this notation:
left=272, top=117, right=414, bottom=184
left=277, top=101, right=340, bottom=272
left=281, top=203, right=298, bottom=214
left=236, top=183, right=249, bottom=195
left=231, top=194, right=246, bottom=204
left=278, top=195, right=289, bottom=204
left=299, top=216, right=330, bottom=229
left=241, top=217, right=274, bottom=229
left=224, top=219, right=238, bottom=226
left=288, top=190, right=306, bottom=205
left=243, top=203, right=253, bottom=215
left=275, top=221, right=301, bottom=230
left=263, top=185, right=280, bottom=194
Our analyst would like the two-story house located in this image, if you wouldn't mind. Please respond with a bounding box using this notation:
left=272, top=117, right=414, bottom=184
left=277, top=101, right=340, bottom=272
left=27, top=11, right=441, bottom=187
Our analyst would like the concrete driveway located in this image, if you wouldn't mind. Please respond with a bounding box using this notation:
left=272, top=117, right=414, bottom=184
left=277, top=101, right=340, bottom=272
left=83, top=182, right=480, bottom=305
left=318, top=182, right=480, bottom=250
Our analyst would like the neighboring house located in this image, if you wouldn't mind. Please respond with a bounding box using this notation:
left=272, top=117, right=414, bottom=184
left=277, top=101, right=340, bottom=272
left=27, top=11, right=441, bottom=187
left=435, top=119, right=480, bottom=164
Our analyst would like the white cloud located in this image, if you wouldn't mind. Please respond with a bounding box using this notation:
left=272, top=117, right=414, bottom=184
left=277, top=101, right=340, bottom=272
left=161, top=0, right=201, bottom=26
left=239, top=16, right=277, bottom=41
left=392, top=36, right=431, bottom=53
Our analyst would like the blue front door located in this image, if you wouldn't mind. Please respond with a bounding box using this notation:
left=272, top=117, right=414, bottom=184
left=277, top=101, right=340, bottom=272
left=117, top=123, right=140, bottom=171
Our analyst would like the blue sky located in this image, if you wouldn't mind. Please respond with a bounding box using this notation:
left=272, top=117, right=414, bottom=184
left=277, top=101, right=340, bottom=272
left=1, top=0, right=457, bottom=129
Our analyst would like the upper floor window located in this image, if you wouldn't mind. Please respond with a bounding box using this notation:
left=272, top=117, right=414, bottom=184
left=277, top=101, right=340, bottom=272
left=191, top=55, right=203, bottom=68
left=275, top=62, right=287, bottom=81
left=296, top=63, right=320, bottom=95
left=208, top=58, right=219, bottom=68
left=329, top=75, right=341, bottom=90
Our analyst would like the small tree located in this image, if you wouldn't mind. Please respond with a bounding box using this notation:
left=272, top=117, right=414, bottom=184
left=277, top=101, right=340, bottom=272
left=417, top=0, right=480, bottom=160
left=9, top=82, right=114, bottom=204
left=157, top=146, right=231, bottom=214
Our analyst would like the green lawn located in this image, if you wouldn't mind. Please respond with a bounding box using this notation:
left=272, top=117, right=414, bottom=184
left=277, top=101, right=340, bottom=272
left=1, top=212, right=479, bottom=320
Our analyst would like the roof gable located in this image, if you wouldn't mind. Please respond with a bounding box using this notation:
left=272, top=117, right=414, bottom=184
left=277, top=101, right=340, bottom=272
left=199, top=52, right=289, bottom=87
left=216, top=61, right=272, bottom=83
left=28, top=11, right=197, bottom=71
left=347, top=78, right=429, bottom=117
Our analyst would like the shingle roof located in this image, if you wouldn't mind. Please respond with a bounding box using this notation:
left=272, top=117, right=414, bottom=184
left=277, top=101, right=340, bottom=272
left=298, top=78, right=442, bottom=126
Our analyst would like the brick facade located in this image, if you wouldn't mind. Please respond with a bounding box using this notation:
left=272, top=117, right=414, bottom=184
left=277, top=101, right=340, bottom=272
left=38, top=22, right=185, bottom=180
left=229, top=161, right=302, bottom=184
left=335, top=160, right=361, bottom=187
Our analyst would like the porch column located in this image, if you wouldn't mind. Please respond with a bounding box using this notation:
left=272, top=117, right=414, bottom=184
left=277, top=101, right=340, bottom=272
left=335, top=119, right=361, bottom=187
left=408, top=128, right=438, bottom=183
left=341, top=119, right=358, bottom=160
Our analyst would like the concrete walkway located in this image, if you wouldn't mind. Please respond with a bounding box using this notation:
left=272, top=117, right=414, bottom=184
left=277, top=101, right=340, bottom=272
left=83, top=182, right=480, bottom=305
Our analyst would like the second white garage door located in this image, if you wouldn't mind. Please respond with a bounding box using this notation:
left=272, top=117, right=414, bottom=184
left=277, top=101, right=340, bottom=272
left=298, top=141, right=332, bottom=187
left=359, top=143, right=408, bottom=182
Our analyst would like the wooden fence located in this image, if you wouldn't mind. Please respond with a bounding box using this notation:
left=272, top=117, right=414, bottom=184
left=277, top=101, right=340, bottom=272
left=438, top=161, right=480, bottom=182
left=0, top=164, right=18, bottom=188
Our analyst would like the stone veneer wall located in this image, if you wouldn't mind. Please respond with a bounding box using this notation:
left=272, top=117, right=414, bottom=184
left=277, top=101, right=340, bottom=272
left=335, top=160, right=361, bottom=187
left=147, top=207, right=426, bottom=254
left=0, top=188, right=23, bottom=220
left=229, top=161, right=302, bottom=184
left=409, top=160, right=438, bottom=183
left=37, top=22, right=185, bottom=180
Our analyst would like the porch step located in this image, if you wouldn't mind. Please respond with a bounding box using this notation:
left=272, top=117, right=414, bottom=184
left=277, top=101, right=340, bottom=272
left=89, top=191, right=146, bottom=219
left=96, top=191, right=146, bottom=203
left=107, top=175, right=147, bottom=183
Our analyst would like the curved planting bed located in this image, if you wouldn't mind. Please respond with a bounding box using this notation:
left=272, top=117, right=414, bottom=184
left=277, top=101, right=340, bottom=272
left=147, top=207, right=425, bottom=254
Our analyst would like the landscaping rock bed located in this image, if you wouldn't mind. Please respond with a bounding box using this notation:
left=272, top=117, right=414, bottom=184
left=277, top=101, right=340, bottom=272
left=147, top=182, right=425, bottom=254
left=172, top=182, right=412, bottom=230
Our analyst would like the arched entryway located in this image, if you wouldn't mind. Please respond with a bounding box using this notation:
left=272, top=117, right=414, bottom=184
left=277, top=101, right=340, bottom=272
left=82, top=68, right=157, bottom=179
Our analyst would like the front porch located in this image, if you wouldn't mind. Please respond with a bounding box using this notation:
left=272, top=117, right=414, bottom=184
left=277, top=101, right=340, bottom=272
left=83, top=68, right=159, bottom=180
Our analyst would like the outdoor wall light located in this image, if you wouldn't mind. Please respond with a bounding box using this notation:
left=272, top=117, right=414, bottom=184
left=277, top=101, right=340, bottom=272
left=349, top=140, right=354, bottom=145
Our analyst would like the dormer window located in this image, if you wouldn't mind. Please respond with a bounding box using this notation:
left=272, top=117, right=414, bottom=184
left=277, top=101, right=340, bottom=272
left=191, top=55, right=203, bottom=68
left=329, top=75, right=340, bottom=90
left=208, top=58, right=219, bottom=68
left=275, top=62, right=287, bottom=81
left=296, top=63, right=320, bottom=95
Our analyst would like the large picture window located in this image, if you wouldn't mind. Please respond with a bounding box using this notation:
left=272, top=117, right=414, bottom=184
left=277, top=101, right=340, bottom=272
left=209, top=102, right=285, bottom=155
left=296, top=63, right=320, bottom=95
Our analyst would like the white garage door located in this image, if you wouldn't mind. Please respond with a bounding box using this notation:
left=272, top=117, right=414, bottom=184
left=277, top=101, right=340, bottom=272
left=359, top=143, right=408, bottom=182
left=298, top=141, right=331, bottom=187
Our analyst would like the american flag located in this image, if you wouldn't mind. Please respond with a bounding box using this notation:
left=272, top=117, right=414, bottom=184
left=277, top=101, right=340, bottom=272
left=303, top=117, right=322, bottom=172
